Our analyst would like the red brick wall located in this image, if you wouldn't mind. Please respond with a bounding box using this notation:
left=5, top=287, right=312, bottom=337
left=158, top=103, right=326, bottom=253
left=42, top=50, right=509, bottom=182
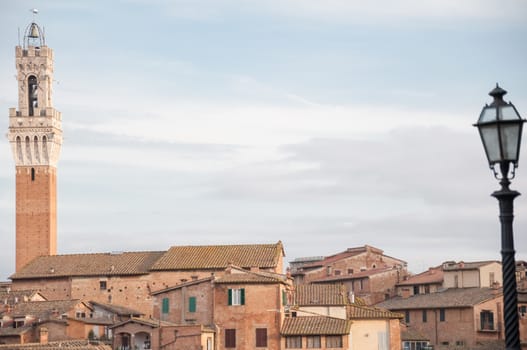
left=16, top=166, right=57, bottom=272
left=214, top=283, right=282, bottom=350
left=153, top=280, right=214, bottom=325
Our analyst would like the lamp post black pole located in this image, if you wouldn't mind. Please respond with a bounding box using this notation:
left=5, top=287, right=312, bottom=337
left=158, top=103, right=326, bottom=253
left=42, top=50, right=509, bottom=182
left=492, top=162, right=521, bottom=350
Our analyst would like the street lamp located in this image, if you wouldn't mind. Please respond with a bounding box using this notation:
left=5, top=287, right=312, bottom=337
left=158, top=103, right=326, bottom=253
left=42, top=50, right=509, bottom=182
left=474, top=84, right=525, bottom=350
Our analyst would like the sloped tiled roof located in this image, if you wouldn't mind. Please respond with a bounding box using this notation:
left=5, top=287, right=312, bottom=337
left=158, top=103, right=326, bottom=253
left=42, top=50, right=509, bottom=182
left=281, top=316, right=351, bottom=335
left=293, top=245, right=406, bottom=271
left=397, top=266, right=443, bottom=286
left=0, top=324, right=33, bottom=336
left=215, top=265, right=288, bottom=284
left=10, top=300, right=86, bottom=319
left=312, top=266, right=397, bottom=283
left=215, top=272, right=284, bottom=284
left=376, top=288, right=502, bottom=310
left=442, top=261, right=499, bottom=271
left=0, top=290, right=46, bottom=305
left=151, top=277, right=214, bottom=295
left=109, top=317, right=177, bottom=329
left=402, top=328, right=430, bottom=341
left=11, top=251, right=165, bottom=279
left=89, top=301, right=143, bottom=317
left=151, top=242, right=284, bottom=271
left=347, top=304, right=403, bottom=319
left=0, top=340, right=111, bottom=350
left=294, top=284, right=349, bottom=306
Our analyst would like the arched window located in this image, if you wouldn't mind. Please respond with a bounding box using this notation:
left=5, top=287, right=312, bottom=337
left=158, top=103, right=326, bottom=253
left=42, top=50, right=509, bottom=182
left=28, top=75, right=38, bottom=116
left=34, top=136, right=40, bottom=163
left=25, top=136, right=31, bottom=164
left=42, top=135, right=48, bottom=163
left=16, top=136, right=23, bottom=162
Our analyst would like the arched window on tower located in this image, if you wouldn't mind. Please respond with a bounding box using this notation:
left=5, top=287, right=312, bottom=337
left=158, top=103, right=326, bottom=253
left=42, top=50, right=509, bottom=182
left=16, top=136, right=23, bottom=162
left=42, top=135, right=48, bottom=163
left=25, top=136, right=31, bottom=164
left=34, top=136, right=40, bottom=164
left=28, top=75, right=38, bottom=116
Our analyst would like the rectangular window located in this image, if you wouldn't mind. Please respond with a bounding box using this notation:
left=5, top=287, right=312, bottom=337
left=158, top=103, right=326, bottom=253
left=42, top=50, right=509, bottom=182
left=282, top=290, right=288, bottom=306
left=162, top=297, right=169, bottom=314
left=225, top=329, right=236, bottom=348
left=255, top=328, right=267, bottom=347
left=480, top=310, right=494, bottom=330
left=326, top=335, right=343, bottom=348
left=228, top=288, right=245, bottom=306
left=413, top=286, right=419, bottom=295
left=99, top=281, right=107, bottom=290
left=422, top=310, right=427, bottom=323
left=286, top=336, right=302, bottom=348
left=189, top=296, right=196, bottom=313
left=405, top=310, right=410, bottom=324
left=489, top=272, right=495, bottom=285
left=359, top=279, right=364, bottom=290
left=439, top=308, right=445, bottom=322
left=306, top=335, right=321, bottom=348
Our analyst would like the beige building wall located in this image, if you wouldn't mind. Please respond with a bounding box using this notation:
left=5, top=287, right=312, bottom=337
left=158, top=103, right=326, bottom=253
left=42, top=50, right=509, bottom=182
left=443, top=270, right=479, bottom=288
left=295, top=306, right=347, bottom=319
left=350, top=319, right=392, bottom=350
left=479, top=262, right=502, bottom=287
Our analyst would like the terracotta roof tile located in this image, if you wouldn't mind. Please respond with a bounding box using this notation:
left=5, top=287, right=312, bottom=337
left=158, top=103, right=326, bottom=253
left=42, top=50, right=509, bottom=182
left=9, top=300, right=86, bottom=319
left=294, top=284, right=349, bottom=306
left=110, top=317, right=177, bottom=329
left=376, top=287, right=502, bottom=310
left=442, top=260, right=499, bottom=271
left=11, top=251, right=165, bottom=279
left=347, top=304, right=403, bottom=319
left=281, top=316, right=351, bottom=335
left=311, top=266, right=397, bottom=283
left=397, top=267, right=443, bottom=286
left=151, top=277, right=214, bottom=295
left=0, top=290, right=45, bottom=304
left=0, top=340, right=111, bottom=349
left=215, top=272, right=285, bottom=284
left=151, top=242, right=284, bottom=270
left=89, top=301, right=143, bottom=317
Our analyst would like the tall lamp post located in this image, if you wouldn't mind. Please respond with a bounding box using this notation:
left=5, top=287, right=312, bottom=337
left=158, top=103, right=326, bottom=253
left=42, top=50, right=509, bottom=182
left=474, top=84, right=525, bottom=350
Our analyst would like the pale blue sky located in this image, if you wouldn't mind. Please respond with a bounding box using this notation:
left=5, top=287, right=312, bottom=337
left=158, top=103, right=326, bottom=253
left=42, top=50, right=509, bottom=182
left=1, top=1, right=526, bottom=279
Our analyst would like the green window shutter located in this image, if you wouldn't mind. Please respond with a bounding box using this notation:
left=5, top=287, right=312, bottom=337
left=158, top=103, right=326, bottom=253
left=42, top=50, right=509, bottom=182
left=162, top=297, right=169, bottom=314
left=228, top=289, right=232, bottom=305
left=189, top=296, right=196, bottom=312
left=240, top=288, right=245, bottom=305
left=282, top=290, right=287, bottom=306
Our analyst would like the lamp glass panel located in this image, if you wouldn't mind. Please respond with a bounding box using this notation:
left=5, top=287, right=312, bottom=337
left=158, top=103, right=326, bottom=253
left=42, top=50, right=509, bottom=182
left=479, top=124, right=501, bottom=163
left=479, top=107, right=497, bottom=123
left=499, top=123, right=521, bottom=161
left=499, top=105, right=520, bottom=121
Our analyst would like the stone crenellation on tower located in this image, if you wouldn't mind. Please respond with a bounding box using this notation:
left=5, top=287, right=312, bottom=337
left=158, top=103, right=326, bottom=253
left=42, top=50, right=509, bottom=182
left=7, top=21, right=62, bottom=272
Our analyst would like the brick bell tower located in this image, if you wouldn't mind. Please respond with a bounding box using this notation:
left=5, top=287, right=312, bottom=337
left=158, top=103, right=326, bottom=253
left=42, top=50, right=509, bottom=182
left=8, top=19, right=63, bottom=272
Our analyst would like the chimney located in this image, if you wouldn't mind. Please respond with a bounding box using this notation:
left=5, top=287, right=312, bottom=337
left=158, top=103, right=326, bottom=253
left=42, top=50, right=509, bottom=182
left=39, top=327, right=49, bottom=344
